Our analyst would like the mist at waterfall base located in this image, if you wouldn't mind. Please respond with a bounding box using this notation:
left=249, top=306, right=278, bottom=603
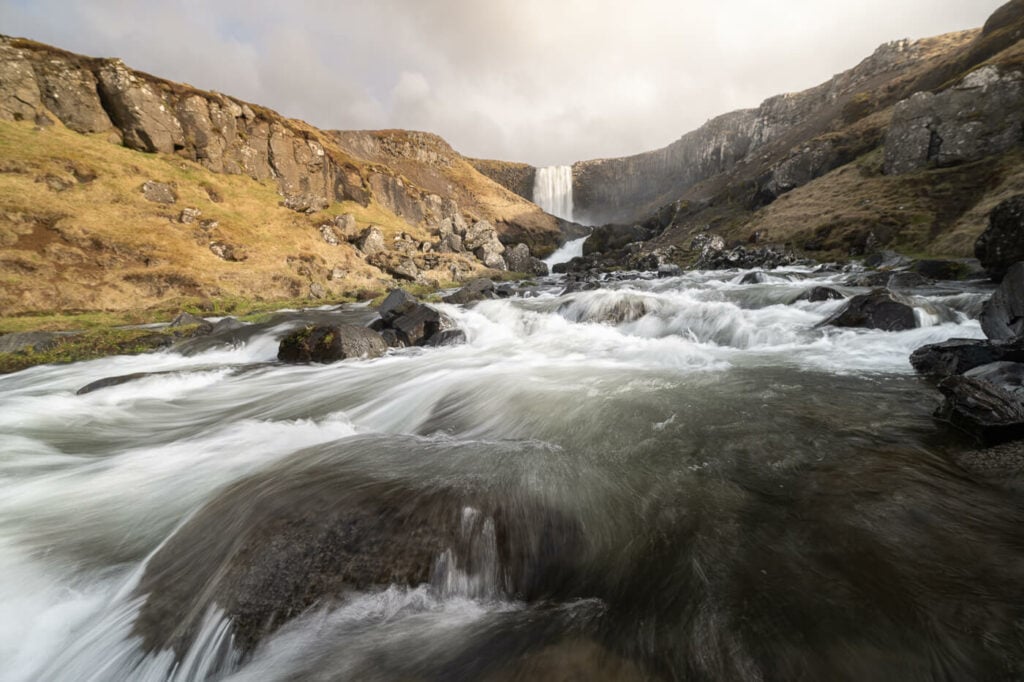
left=533, top=166, right=575, bottom=223
left=4, top=268, right=1024, bottom=681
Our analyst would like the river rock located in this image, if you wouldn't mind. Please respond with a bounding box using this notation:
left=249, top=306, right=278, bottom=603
left=937, top=362, right=1024, bottom=442
left=739, top=271, right=768, bottom=285
left=864, top=250, right=911, bottom=270
left=910, top=259, right=980, bottom=281
left=886, top=271, right=933, bottom=290
left=981, top=262, right=1024, bottom=340
left=818, top=289, right=917, bottom=331
left=657, top=264, right=683, bottom=278
left=696, top=244, right=799, bottom=271
left=976, top=195, right=1024, bottom=282
left=443, top=278, right=497, bottom=305
left=372, top=289, right=458, bottom=347
left=582, top=224, right=653, bottom=257
left=132, top=449, right=585, bottom=654
left=911, top=337, right=1024, bottom=378
left=277, top=324, right=387, bottom=363
left=795, top=286, right=845, bottom=302
left=377, top=288, right=419, bottom=320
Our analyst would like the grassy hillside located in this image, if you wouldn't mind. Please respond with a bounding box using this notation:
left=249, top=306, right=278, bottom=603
left=0, top=118, right=465, bottom=318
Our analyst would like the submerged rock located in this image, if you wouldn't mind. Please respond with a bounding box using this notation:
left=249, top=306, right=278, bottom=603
left=795, top=286, right=845, bottom=303
left=132, top=443, right=585, bottom=655
left=818, top=289, right=917, bottom=331
left=739, top=271, right=768, bottom=285
left=443, top=278, right=497, bottom=305
left=277, top=324, right=387, bottom=363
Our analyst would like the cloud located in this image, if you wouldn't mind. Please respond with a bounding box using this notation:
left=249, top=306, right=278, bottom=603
left=0, top=0, right=1007, bottom=165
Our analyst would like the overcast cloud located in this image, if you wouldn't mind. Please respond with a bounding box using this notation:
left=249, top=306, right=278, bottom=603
left=0, top=0, right=1006, bottom=165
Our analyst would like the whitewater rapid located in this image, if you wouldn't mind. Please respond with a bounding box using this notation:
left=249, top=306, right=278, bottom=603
left=2, top=266, right=1015, bottom=681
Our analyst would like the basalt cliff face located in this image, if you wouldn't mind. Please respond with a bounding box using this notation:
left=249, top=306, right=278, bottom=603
left=480, top=0, right=1024, bottom=261
left=0, top=36, right=565, bottom=314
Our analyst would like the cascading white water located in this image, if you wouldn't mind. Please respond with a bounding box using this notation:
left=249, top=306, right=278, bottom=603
left=533, top=166, right=574, bottom=222
left=543, top=236, right=588, bottom=269
left=2, top=267, right=1018, bottom=681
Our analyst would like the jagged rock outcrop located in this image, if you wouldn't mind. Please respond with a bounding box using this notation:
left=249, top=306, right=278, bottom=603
left=981, top=261, right=1024, bottom=339
left=911, top=337, right=1024, bottom=378
left=469, top=158, right=535, bottom=201
left=569, top=35, right=974, bottom=225
left=976, top=195, right=1024, bottom=282
left=884, top=65, right=1024, bottom=175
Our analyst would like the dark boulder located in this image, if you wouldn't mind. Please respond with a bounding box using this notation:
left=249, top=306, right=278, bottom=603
left=864, top=250, right=911, bottom=270
left=739, top=271, right=768, bottom=285
left=910, top=259, right=981, bottom=281
left=373, top=289, right=459, bottom=347
left=561, top=281, right=601, bottom=295
left=981, top=262, right=1024, bottom=340
left=696, top=244, right=800, bottom=271
left=937, top=362, right=1024, bottom=442
left=426, top=329, right=468, bottom=347
left=277, top=324, right=387, bottom=363
left=132, top=443, right=586, bottom=655
left=911, top=337, right=1024, bottom=378
left=657, top=264, right=683, bottom=278
left=976, top=195, right=1024, bottom=282
left=442, top=278, right=497, bottom=305
left=818, top=289, right=917, bottom=331
left=582, top=224, right=653, bottom=257
left=505, top=243, right=549, bottom=276
left=886, top=271, right=933, bottom=290
left=76, top=372, right=154, bottom=395
left=377, top=288, right=419, bottom=321
left=795, top=286, right=845, bottom=303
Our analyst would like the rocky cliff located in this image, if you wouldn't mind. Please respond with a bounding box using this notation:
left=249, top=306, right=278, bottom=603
left=0, top=36, right=568, bottom=315
left=475, top=1, right=1024, bottom=262
left=569, top=30, right=989, bottom=226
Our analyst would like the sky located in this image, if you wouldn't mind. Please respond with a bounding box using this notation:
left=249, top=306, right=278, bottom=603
left=0, top=0, right=1007, bottom=166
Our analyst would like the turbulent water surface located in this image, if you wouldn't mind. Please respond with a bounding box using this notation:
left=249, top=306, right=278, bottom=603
left=3, top=268, right=1023, bottom=682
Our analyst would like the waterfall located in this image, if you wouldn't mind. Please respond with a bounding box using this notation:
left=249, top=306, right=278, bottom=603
left=533, top=166, right=574, bottom=222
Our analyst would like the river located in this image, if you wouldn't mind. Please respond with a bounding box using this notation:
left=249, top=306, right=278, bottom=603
left=2, top=267, right=1022, bottom=681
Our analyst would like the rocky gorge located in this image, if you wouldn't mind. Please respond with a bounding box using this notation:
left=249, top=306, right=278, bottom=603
left=5, top=2, right=1024, bottom=681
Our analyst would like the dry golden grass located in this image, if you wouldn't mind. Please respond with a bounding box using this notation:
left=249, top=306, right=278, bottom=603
left=0, top=118, right=458, bottom=318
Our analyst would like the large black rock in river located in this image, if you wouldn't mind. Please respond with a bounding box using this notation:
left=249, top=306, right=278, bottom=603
left=133, top=437, right=586, bottom=656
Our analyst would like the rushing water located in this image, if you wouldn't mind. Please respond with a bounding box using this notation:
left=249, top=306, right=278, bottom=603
left=533, top=166, right=574, bottom=222
left=542, top=236, right=588, bottom=270
left=3, top=268, right=1022, bottom=682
